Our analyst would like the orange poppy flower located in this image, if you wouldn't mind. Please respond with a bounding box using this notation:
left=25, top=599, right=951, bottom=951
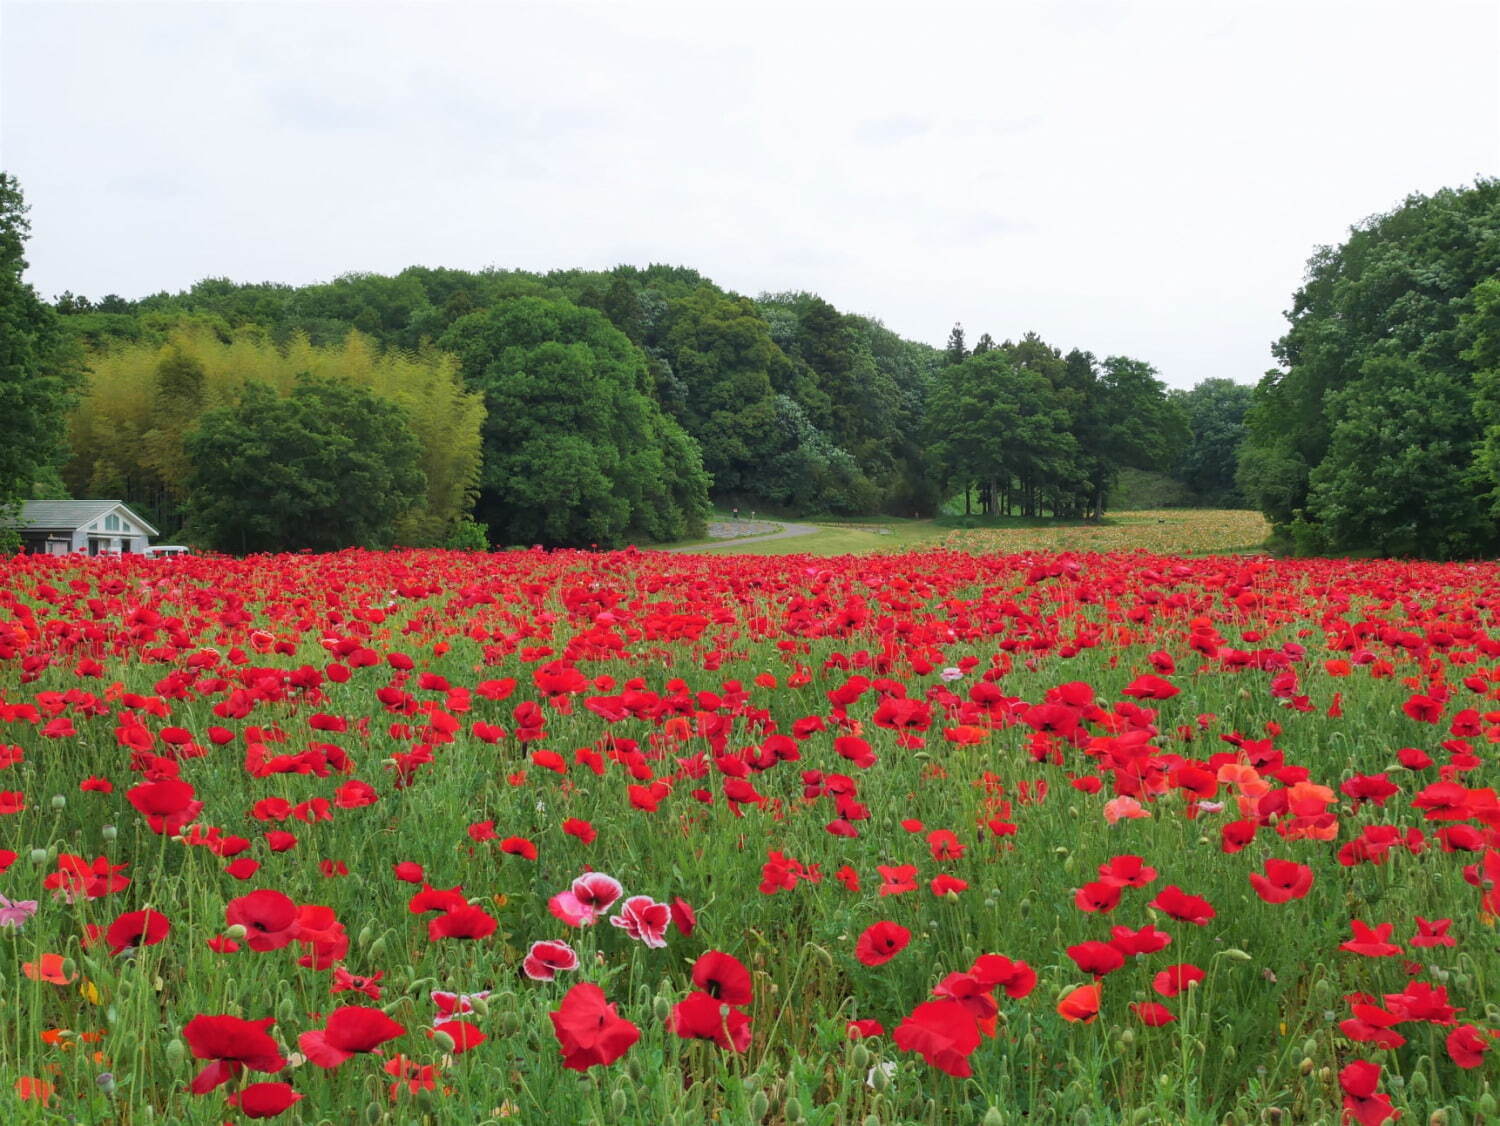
left=23, top=954, right=77, bottom=986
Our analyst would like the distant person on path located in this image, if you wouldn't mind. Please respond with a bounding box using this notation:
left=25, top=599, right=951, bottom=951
left=732, top=507, right=740, bottom=522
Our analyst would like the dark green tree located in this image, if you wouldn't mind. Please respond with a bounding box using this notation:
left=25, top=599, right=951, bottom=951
left=1171, top=378, right=1254, bottom=504
left=440, top=297, right=709, bottom=546
left=944, top=323, right=968, bottom=365
left=1239, top=179, right=1500, bottom=555
left=655, top=289, right=787, bottom=493
left=0, top=173, right=83, bottom=547
left=183, top=375, right=427, bottom=553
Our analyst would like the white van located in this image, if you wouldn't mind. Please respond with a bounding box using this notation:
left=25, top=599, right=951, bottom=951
left=142, top=545, right=192, bottom=559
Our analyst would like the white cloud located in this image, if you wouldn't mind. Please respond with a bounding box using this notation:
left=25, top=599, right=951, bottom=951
left=3, top=0, right=1496, bottom=386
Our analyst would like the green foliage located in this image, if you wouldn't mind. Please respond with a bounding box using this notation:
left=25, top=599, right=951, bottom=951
left=1170, top=378, right=1253, bottom=505
left=444, top=517, right=490, bottom=551
left=66, top=327, right=482, bottom=543
left=440, top=297, right=710, bottom=547
left=1107, top=468, right=1197, bottom=510
left=0, top=173, right=83, bottom=543
left=1240, top=179, right=1500, bottom=556
left=183, top=376, right=427, bottom=553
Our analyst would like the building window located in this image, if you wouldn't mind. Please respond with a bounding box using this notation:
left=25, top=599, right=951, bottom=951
left=104, top=514, right=120, bottom=531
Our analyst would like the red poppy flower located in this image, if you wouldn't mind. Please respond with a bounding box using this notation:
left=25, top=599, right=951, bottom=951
left=892, top=1000, right=981, bottom=1076
left=1109, top=924, right=1172, bottom=957
left=1446, top=1023, right=1494, bottom=1068
left=106, top=908, right=170, bottom=955
left=1149, top=885, right=1215, bottom=926
left=1152, top=963, right=1205, bottom=997
left=1249, top=858, right=1314, bottom=904
left=550, top=982, right=640, bottom=1071
left=1339, top=1060, right=1398, bottom=1126
left=299, top=1006, right=405, bottom=1068
left=855, top=921, right=911, bottom=967
left=877, top=865, right=918, bottom=896
left=1340, top=920, right=1403, bottom=958
left=1074, top=881, right=1123, bottom=914
left=499, top=836, right=537, bottom=860
left=669, top=896, right=696, bottom=937
left=969, top=954, right=1037, bottom=999
left=407, top=883, right=468, bottom=914
left=1097, top=854, right=1157, bottom=887
left=431, top=1019, right=487, bottom=1055
left=428, top=904, right=497, bottom=941
left=225, top=890, right=299, bottom=951
left=227, top=1082, right=303, bottom=1118
left=1057, top=983, right=1102, bottom=1023
left=667, top=991, right=752, bottom=1052
left=1067, top=941, right=1125, bottom=977
left=1409, top=916, right=1455, bottom=947
left=691, top=950, right=753, bottom=1005
left=182, top=1014, right=286, bottom=1093
left=1130, top=1001, right=1176, bottom=1026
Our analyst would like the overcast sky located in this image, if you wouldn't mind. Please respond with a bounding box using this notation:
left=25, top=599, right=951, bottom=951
left=3, top=0, right=1497, bottom=388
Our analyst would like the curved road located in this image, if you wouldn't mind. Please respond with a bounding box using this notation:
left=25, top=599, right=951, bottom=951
left=660, top=521, right=820, bottom=552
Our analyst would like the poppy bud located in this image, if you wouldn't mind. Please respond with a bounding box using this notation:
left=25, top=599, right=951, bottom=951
left=1298, top=1058, right=1314, bottom=1075
left=357, top=925, right=373, bottom=947
left=785, top=1097, right=804, bottom=1122
left=653, top=994, right=671, bottom=1021
left=368, top=937, right=388, bottom=961
left=1218, top=948, right=1252, bottom=961
left=1119, top=1028, right=1134, bottom=1046
left=164, top=1038, right=185, bottom=1067
left=1409, top=1071, right=1427, bottom=1099
left=1429, top=1112, right=1450, bottom=1126
left=467, top=994, right=489, bottom=1017
left=431, top=1029, right=456, bottom=1053
left=365, top=1101, right=384, bottom=1125
left=749, top=1091, right=770, bottom=1120
left=611, top=1090, right=629, bottom=1117
left=850, top=1043, right=870, bottom=1070
left=28, top=849, right=48, bottom=866
left=983, top=1110, right=1004, bottom=1126
left=1301, top=1038, right=1317, bottom=1058
left=225, top=924, right=247, bottom=940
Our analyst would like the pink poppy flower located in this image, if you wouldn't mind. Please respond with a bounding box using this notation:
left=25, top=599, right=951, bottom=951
left=609, top=895, right=671, bottom=948
left=548, top=872, right=624, bottom=928
left=523, top=940, right=581, bottom=981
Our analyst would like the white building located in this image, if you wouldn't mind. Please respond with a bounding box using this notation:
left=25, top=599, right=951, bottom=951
left=6, top=500, right=158, bottom=555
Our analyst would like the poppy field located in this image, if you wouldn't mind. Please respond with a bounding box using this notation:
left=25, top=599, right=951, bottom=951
left=0, top=547, right=1497, bottom=1125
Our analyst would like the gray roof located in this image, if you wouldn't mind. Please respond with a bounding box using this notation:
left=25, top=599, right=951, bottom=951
left=7, top=500, right=158, bottom=536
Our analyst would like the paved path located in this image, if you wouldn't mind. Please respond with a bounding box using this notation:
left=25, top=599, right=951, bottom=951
left=660, top=520, right=821, bottom=552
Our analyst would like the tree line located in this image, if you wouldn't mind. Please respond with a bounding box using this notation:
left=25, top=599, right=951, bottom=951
left=4, top=172, right=1254, bottom=553
left=1237, top=178, right=1500, bottom=559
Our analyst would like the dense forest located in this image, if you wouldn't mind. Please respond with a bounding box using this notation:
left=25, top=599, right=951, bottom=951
left=6, top=170, right=1261, bottom=551
left=1238, top=178, right=1500, bottom=559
